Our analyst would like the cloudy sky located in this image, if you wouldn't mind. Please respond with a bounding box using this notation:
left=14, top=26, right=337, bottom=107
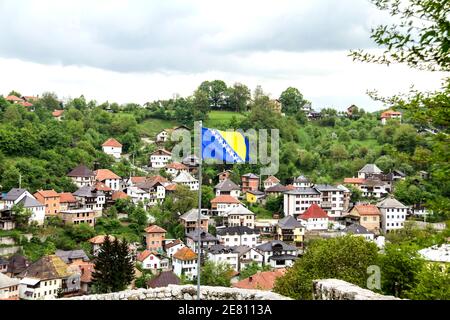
left=0, top=0, right=445, bottom=111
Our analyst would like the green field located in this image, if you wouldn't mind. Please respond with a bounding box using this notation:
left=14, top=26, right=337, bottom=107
left=204, top=110, right=247, bottom=127
left=137, top=118, right=178, bottom=137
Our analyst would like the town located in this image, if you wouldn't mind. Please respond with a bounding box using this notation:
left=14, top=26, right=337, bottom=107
left=0, top=90, right=448, bottom=301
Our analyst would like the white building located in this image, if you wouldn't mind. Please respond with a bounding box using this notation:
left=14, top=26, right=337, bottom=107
left=1, top=188, right=34, bottom=210
left=164, top=240, right=186, bottom=258
left=214, top=179, right=241, bottom=199
left=238, top=246, right=264, bottom=269
left=283, top=187, right=321, bottom=217
left=207, top=245, right=239, bottom=271
left=126, top=186, right=151, bottom=205
left=165, top=162, right=188, bottom=178
left=73, top=185, right=106, bottom=215
left=216, top=226, right=260, bottom=248
left=172, top=247, right=198, bottom=280
left=101, top=138, right=122, bottom=160
left=255, top=241, right=299, bottom=269
left=134, top=180, right=166, bottom=206
left=377, top=197, right=408, bottom=233
left=156, top=130, right=169, bottom=143
left=263, top=176, right=280, bottom=190
left=0, top=273, right=19, bottom=299
left=17, top=196, right=46, bottom=226
left=67, top=165, right=95, bottom=188
left=149, top=149, right=172, bottom=168
left=360, top=177, right=390, bottom=198
left=224, top=206, right=256, bottom=229
left=314, top=184, right=346, bottom=217
left=358, top=164, right=382, bottom=179
left=292, top=175, right=313, bottom=188
left=185, top=229, right=218, bottom=255
left=137, top=250, right=170, bottom=272
left=172, top=171, right=199, bottom=191
left=94, top=169, right=122, bottom=191
left=297, top=204, right=329, bottom=231
left=211, top=195, right=243, bottom=216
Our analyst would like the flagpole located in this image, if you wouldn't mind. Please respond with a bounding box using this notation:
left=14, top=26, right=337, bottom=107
left=196, top=120, right=202, bottom=300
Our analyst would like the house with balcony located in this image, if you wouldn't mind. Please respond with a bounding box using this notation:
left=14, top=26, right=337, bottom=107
left=67, top=164, right=95, bottom=188
left=144, top=225, right=167, bottom=252
left=206, top=245, right=240, bottom=271
left=216, top=226, right=260, bottom=248
left=255, top=240, right=299, bottom=269
left=314, top=184, right=346, bottom=218
left=73, top=185, right=105, bottom=215
left=185, top=229, right=218, bottom=257
left=149, top=149, right=172, bottom=168
left=172, top=247, right=198, bottom=281
left=179, top=208, right=209, bottom=234
left=241, top=173, right=259, bottom=193
left=276, top=215, right=304, bottom=246
left=172, top=171, right=199, bottom=191
left=214, top=178, right=241, bottom=199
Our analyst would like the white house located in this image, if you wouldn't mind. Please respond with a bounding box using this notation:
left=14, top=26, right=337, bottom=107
left=156, top=130, right=169, bottom=143
left=126, top=186, right=151, bottom=205
left=297, top=204, right=329, bottom=231
left=224, top=206, right=256, bottom=229
left=211, top=195, right=242, bottom=216
left=263, top=176, right=280, bottom=190
left=149, top=149, right=172, bottom=168
left=0, top=273, right=19, bottom=299
left=165, top=162, right=188, bottom=178
left=1, top=188, right=34, bottom=210
left=207, top=245, right=239, bottom=271
left=255, top=241, right=299, bottom=269
left=292, top=175, right=312, bottom=188
left=377, top=197, right=408, bottom=233
left=238, top=246, right=264, bottom=269
left=67, top=165, right=95, bottom=188
left=134, top=179, right=166, bottom=206
left=172, top=171, right=199, bottom=191
left=73, top=185, right=106, bottom=215
left=358, top=164, right=382, bottom=179
left=283, top=187, right=321, bottom=217
left=216, top=226, right=260, bottom=248
left=164, top=239, right=186, bottom=258
left=341, top=224, right=375, bottom=241
left=360, top=177, right=390, bottom=198
left=214, top=179, right=241, bottom=199
left=94, top=169, right=121, bottom=191
left=172, top=247, right=198, bottom=280
left=381, top=110, right=402, bottom=125
left=314, top=184, right=346, bottom=217
left=185, top=229, right=218, bottom=255
left=17, top=196, right=46, bottom=226
left=137, top=250, right=170, bottom=272
left=101, top=138, right=122, bottom=160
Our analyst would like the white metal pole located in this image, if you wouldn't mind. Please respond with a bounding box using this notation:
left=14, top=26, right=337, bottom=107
left=196, top=120, right=202, bottom=300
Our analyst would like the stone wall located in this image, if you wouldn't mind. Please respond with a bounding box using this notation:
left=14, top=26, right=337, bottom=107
left=313, top=279, right=401, bottom=300
left=60, top=284, right=291, bottom=300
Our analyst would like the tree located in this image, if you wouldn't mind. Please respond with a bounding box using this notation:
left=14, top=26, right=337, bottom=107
left=201, top=185, right=214, bottom=209
left=12, top=204, right=31, bottom=229
left=8, top=90, right=22, bottom=98
left=407, top=264, right=450, bottom=300
left=393, top=125, right=418, bottom=154
left=274, top=235, right=379, bottom=299
left=239, top=261, right=271, bottom=280
left=91, top=236, right=135, bottom=293
left=226, top=83, right=251, bottom=112
left=38, top=92, right=61, bottom=111
left=198, top=80, right=228, bottom=109
left=200, top=260, right=234, bottom=287
left=380, top=243, right=425, bottom=298
left=279, top=87, right=308, bottom=115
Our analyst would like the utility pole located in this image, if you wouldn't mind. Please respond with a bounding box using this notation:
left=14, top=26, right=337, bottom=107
left=19, top=173, right=21, bottom=189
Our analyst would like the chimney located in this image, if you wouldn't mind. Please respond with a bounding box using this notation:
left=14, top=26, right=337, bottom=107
left=249, top=276, right=253, bottom=282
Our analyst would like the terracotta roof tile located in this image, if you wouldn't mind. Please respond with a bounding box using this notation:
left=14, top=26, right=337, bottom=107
left=112, top=191, right=129, bottom=200
left=344, top=178, right=365, bottom=184
left=5, top=95, right=23, bottom=102
left=165, top=162, right=188, bottom=170
left=102, top=138, right=122, bottom=148
left=352, top=204, right=381, bottom=216
left=19, top=101, right=33, bottom=107
left=59, top=192, right=77, bottom=203
left=232, top=269, right=286, bottom=290
left=210, top=195, right=241, bottom=204
left=95, top=169, right=121, bottom=181
left=144, top=225, right=166, bottom=233
left=88, top=235, right=115, bottom=244
left=173, top=247, right=197, bottom=261
left=299, top=204, right=329, bottom=219
left=34, top=189, right=60, bottom=198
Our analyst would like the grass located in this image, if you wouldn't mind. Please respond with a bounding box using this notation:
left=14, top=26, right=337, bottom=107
left=137, top=118, right=178, bottom=137
left=204, top=110, right=247, bottom=127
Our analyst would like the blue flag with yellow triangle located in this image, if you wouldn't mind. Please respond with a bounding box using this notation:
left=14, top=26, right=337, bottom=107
left=201, top=127, right=250, bottom=163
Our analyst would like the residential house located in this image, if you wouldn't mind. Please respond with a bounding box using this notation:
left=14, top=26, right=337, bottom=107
left=210, top=195, right=242, bottom=216
left=164, top=239, right=186, bottom=258
left=360, top=177, right=390, bottom=198
left=112, top=191, right=129, bottom=202
left=337, top=184, right=351, bottom=212
left=283, top=187, right=321, bottom=217
left=18, top=255, right=79, bottom=300
left=265, top=184, right=290, bottom=197
left=34, top=189, right=60, bottom=217
left=347, top=204, right=381, bottom=234
left=246, top=190, right=266, bottom=204
left=241, top=173, right=259, bottom=193
left=69, top=260, right=94, bottom=294
left=144, top=225, right=167, bottom=252
left=255, top=241, right=299, bottom=269
left=55, top=250, right=90, bottom=265
left=58, top=193, right=78, bottom=211
left=232, top=269, right=286, bottom=291
left=179, top=208, right=209, bottom=234
left=358, top=164, right=383, bottom=179
left=172, top=171, right=199, bottom=191
left=217, top=170, right=232, bottom=182
left=59, top=209, right=96, bottom=227
left=17, top=196, right=46, bottom=226
left=102, top=138, right=122, bottom=160
left=73, top=185, right=105, bottom=215
left=67, top=165, right=95, bottom=188
left=237, top=246, right=265, bottom=270
left=342, top=224, right=374, bottom=241
left=216, top=226, right=260, bottom=248
left=88, top=235, right=116, bottom=256
left=182, top=154, right=200, bottom=169
left=292, top=175, right=312, bottom=188
left=5, top=95, right=23, bottom=104
left=381, top=110, right=402, bottom=125
left=225, top=205, right=256, bottom=229
left=263, top=176, right=280, bottom=190
left=134, top=178, right=166, bottom=206
left=165, top=162, right=188, bottom=178
left=314, top=184, right=346, bottom=217
left=0, top=258, right=8, bottom=273
left=297, top=204, right=329, bottom=231
left=0, top=273, right=20, bottom=300
left=147, top=271, right=180, bottom=288
left=276, top=215, right=304, bottom=246
left=214, top=178, right=240, bottom=199
left=51, top=109, right=64, bottom=121
left=172, top=247, right=198, bottom=281
left=1, top=188, right=34, bottom=209
left=155, top=130, right=169, bottom=143
left=185, top=229, right=218, bottom=256
left=0, top=208, right=15, bottom=231
left=254, top=219, right=278, bottom=238
left=94, top=169, right=121, bottom=191
left=6, top=255, right=29, bottom=278
left=343, top=177, right=365, bottom=188
left=207, top=245, right=239, bottom=271
left=137, top=250, right=170, bottom=272
left=377, top=197, right=408, bottom=233
left=347, top=105, right=358, bottom=117
left=149, top=149, right=172, bottom=168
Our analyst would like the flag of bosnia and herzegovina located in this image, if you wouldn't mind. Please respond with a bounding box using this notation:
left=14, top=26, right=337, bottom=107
left=201, top=127, right=250, bottom=163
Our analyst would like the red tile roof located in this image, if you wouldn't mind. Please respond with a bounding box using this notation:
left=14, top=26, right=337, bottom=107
left=173, top=247, right=197, bottom=261
left=5, top=95, right=23, bottom=102
left=233, top=269, right=286, bottom=290
left=52, top=110, right=64, bottom=117
left=164, top=183, right=177, bottom=191
left=94, top=181, right=112, bottom=192
left=144, top=225, right=166, bottom=233
left=300, top=204, right=329, bottom=219
left=59, top=192, right=77, bottom=203
left=210, top=195, right=241, bottom=204
left=352, top=204, right=381, bottom=216
left=95, top=169, right=121, bottom=181
left=137, top=250, right=159, bottom=262
left=164, top=239, right=183, bottom=250
left=151, top=149, right=172, bottom=156
left=102, top=138, right=122, bottom=148
left=264, top=175, right=280, bottom=184
left=88, top=235, right=115, bottom=244
left=19, top=101, right=33, bottom=107
left=112, top=191, right=129, bottom=200
left=344, top=178, right=365, bottom=184
left=34, top=189, right=60, bottom=198
left=166, top=162, right=188, bottom=170
left=130, top=176, right=146, bottom=184
left=381, top=110, right=402, bottom=118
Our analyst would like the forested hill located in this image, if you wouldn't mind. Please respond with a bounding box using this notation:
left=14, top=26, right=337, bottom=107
left=0, top=83, right=448, bottom=219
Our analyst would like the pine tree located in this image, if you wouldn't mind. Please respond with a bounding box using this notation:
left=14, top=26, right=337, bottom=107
left=91, top=236, right=135, bottom=293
